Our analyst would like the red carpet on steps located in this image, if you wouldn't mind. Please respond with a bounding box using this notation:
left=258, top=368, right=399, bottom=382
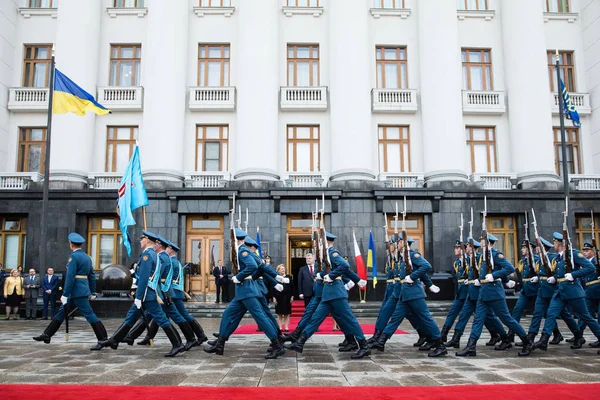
left=2, top=384, right=599, bottom=400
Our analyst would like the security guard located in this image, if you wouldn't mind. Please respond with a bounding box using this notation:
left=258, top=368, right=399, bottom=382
left=533, top=232, right=600, bottom=351
left=439, top=240, right=469, bottom=344
left=288, top=232, right=371, bottom=359
left=204, top=229, right=285, bottom=359
left=99, top=230, right=185, bottom=357
left=33, top=233, right=108, bottom=351
left=579, top=242, right=600, bottom=348
left=445, top=238, right=506, bottom=349
left=457, top=234, right=533, bottom=357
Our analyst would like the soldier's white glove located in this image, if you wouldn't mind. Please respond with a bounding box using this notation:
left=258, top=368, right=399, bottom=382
left=346, top=281, right=356, bottom=290
left=530, top=276, right=539, bottom=283
left=474, top=279, right=481, bottom=287
left=89, top=293, right=97, bottom=301
left=404, top=275, right=414, bottom=284
left=323, top=275, right=333, bottom=283
left=232, top=276, right=241, bottom=284
left=134, top=299, right=142, bottom=309
left=429, top=284, right=440, bottom=293
left=464, top=280, right=470, bottom=285
left=485, top=274, right=494, bottom=282
left=358, top=279, right=367, bottom=288
left=274, top=284, right=284, bottom=292
left=565, top=273, right=574, bottom=282
left=60, top=296, right=68, bottom=305
left=315, top=273, right=322, bottom=280
left=130, top=268, right=135, bottom=276
left=299, top=294, right=304, bottom=299
left=506, top=280, right=516, bottom=289
left=275, top=275, right=285, bottom=283
left=547, top=276, right=556, bottom=284
left=344, top=282, right=352, bottom=291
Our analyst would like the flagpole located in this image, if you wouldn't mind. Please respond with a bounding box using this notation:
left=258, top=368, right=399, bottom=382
left=555, top=50, right=570, bottom=201
left=40, top=46, right=56, bottom=271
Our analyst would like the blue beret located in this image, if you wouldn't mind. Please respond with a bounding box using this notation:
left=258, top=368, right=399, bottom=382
left=167, top=240, right=180, bottom=252
left=583, top=242, right=593, bottom=250
left=455, top=239, right=462, bottom=248
left=234, top=228, right=247, bottom=240
left=141, top=230, right=159, bottom=242
left=244, top=237, right=258, bottom=247
left=521, top=240, right=537, bottom=248
left=325, top=232, right=337, bottom=241
left=155, top=235, right=169, bottom=247
left=467, top=237, right=481, bottom=248
left=389, top=234, right=396, bottom=243
left=540, top=237, right=553, bottom=248
left=407, top=236, right=415, bottom=245
left=552, top=232, right=563, bottom=241
left=487, top=233, right=498, bottom=243
left=68, top=232, right=85, bottom=244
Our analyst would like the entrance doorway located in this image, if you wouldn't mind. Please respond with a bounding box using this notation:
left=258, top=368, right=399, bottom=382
left=185, top=216, right=224, bottom=301
left=286, top=215, right=315, bottom=298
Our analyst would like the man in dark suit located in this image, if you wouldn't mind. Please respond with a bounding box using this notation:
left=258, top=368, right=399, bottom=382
left=213, top=260, right=229, bottom=304
left=24, top=268, right=41, bottom=320
left=42, top=267, right=59, bottom=319
left=298, top=253, right=316, bottom=307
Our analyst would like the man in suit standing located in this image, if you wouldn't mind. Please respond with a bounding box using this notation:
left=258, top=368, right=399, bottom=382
left=298, top=253, right=316, bottom=307
left=24, top=268, right=41, bottom=320
left=42, top=267, right=59, bottom=319
left=213, top=260, right=229, bottom=304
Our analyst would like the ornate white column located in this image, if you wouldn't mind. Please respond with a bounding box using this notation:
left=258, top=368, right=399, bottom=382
left=140, top=0, right=189, bottom=188
left=51, top=0, right=102, bottom=188
left=501, top=1, right=560, bottom=188
left=328, top=0, right=374, bottom=181
left=234, top=0, right=279, bottom=181
left=417, top=0, right=469, bottom=186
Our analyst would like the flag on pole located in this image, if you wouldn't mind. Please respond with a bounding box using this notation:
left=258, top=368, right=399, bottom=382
left=256, top=227, right=263, bottom=259
left=117, top=145, right=148, bottom=256
left=559, top=78, right=581, bottom=128
left=353, top=230, right=367, bottom=290
left=367, top=231, right=377, bottom=288
left=53, top=69, right=111, bottom=116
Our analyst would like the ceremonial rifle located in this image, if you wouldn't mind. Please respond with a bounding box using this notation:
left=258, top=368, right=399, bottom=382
left=524, top=212, right=537, bottom=277
left=230, top=194, right=239, bottom=275
left=562, top=198, right=574, bottom=274
left=469, top=207, right=479, bottom=279
left=481, top=196, right=493, bottom=275
left=531, top=208, right=553, bottom=277
left=384, top=212, right=391, bottom=273
left=244, top=208, right=248, bottom=234
left=592, top=212, right=600, bottom=276
left=318, top=194, right=331, bottom=274
left=401, top=196, right=412, bottom=275
left=459, top=213, right=467, bottom=277
left=394, top=201, right=400, bottom=262
left=64, top=301, right=69, bottom=341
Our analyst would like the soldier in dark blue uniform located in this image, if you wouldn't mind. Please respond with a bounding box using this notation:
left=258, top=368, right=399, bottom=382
left=457, top=234, right=533, bottom=357
left=99, top=231, right=185, bottom=357
left=33, top=233, right=108, bottom=351
left=439, top=240, right=469, bottom=343
left=579, top=242, right=600, bottom=348
left=533, top=233, right=600, bottom=351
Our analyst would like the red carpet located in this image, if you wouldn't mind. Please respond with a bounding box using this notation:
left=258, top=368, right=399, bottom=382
left=233, top=316, right=407, bottom=335
left=2, top=384, right=598, bottom=400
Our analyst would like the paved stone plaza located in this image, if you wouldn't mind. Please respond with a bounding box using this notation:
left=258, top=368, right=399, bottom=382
left=1, top=316, right=599, bottom=387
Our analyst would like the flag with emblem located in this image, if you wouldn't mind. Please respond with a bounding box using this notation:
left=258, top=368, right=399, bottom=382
left=352, top=230, right=367, bottom=290
left=367, top=231, right=377, bottom=288
left=559, top=78, right=581, bottom=128
left=117, top=145, right=148, bottom=256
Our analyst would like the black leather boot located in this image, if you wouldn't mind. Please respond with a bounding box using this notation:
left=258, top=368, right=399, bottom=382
left=516, top=332, right=536, bottom=347
left=122, top=320, right=147, bottom=346
left=351, top=339, right=371, bottom=359
left=413, top=330, right=427, bottom=347
left=456, top=338, right=477, bottom=357
left=570, top=332, right=586, bottom=349
left=485, top=332, right=502, bottom=346
left=212, top=332, right=219, bottom=338
left=550, top=328, right=564, bottom=345
left=440, top=326, right=450, bottom=344
left=204, top=336, right=226, bottom=355
left=339, top=335, right=358, bottom=352
left=532, top=332, right=550, bottom=351
left=137, top=320, right=159, bottom=345
left=494, top=333, right=513, bottom=351
left=589, top=340, right=600, bottom=348
left=369, top=332, right=389, bottom=352
left=178, top=322, right=199, bottom=351
left=288, top=334, right=309, bottom=353
left=566, top=336, right=576, bottom=343
left=444, top=330, right=462, bottom=348
left=366, top=329, right=382, bottom=346
left=99, top=323, right=132, bottom=350
left=163, top=324, right=185, bottom=357
left=428, top=338, right=448, bottom=357
left=518, top=335, right=534, bottom=356
left=283, top=326, right=302, bottom=343
left=189, top=319, right=208, bottom=345
left=33, top=318, right=63, bottom=344
left=265, top=338, right=285, bottom=359
left=90, top=321, right=108, bottom=351
left=419, top=339, right=435, bottom=351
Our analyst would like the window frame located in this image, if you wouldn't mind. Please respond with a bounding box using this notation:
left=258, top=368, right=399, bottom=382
left=576, top=215, right=600, bottom=250
left=197, top=44, right=230, bottom=87
left=28, top=0, right=57, bottom=7
left=109, top=44, right=142, bottom=87
left=373, top=0, right=405, bottom=8
left=87, top=217, right=123, bottom=271
left=114, top=0, right=145, bottom=7
left=488, top=215, right=518, bottom=267
left=286, top=125, right=321, bottom=172
left=553, top=127, right=581, bottom=176
left=286, top=0, right=320, bottom=6
left=376, top=46, right=408, bottom=89
left=465, top=126, right=497, bottom=173
left=287, top=44, right=320, bottom=87
left=195, top=125, right=229, bottom=172
left=199, top=0, right=231, bottom=6
left=0, top=216, right=28, bottom=270
left=378, top=125, right=411, bottom=173
left=462, top=48, right=493, bottom=91
left=17, top=127, right=46, bottom=174
left=22, top=44, right=52, bottom=88
left=105, top=126, right=137, bottom=173
left=544, top=0, right=570, bottom=13
left=547, top=50, right=576, bottom=92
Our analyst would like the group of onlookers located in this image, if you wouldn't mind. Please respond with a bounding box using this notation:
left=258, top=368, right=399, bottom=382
left=0, top=264, right=59, bottom=320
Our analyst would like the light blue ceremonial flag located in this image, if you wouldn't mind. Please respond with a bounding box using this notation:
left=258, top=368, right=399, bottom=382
left=559, top=78, right=581, bottom=128
left=256, top=229, right=263, bottom=259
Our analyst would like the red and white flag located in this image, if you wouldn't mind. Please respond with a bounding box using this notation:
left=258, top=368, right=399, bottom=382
left=353, top=231, right=367, bottom=290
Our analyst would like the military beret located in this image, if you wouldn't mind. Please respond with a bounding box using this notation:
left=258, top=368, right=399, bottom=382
left=540, top=237, right=553, bottom=248
left=167, top=240, right=180, bottom=252
left=68, top=232, right=85, bottom=244
left=521, top=240, right=537, bottom=248
left=244, top=237, right=258, bottom=247
left=407, top=236, right=415, bottom=245
left=487, top=233, right=498, bottom=243
left=234, top=228, right=247, bottom=240
left=325, top=232, right=337, bottom=241
left=582, top=242, right=594, bottom=250
left=552, top=232, right=564, bottom=241
left=467, top=237, right=481, bottom=248
left=141, top=230, right=158, bottom=242
left=455, top=239, right=462, bottom=248
left=155, top=235, right=169, bottom=247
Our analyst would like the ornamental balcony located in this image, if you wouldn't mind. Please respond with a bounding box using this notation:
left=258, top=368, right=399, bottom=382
left=188, top=87, right=236, bottom=111
left=570, top=175, right=600, bottom=191
left=0, top=173, right=43, bottom=190
left=470, top=173, right=516, bottom=190
left=371, top=88, right=417, bottom=113
left=551, top=92, right=591, bottom=115
left=87, top=173, right=122, bottom=190
left=280, top=87, right=328, bottom=111
left=462, top=90, right=506, bottom=114
left=97, top=87, right=144, bottom=111
left=7, top=88, right=49, bottom=112
left=185, top=172, right=230, bottom=188
left=379, top=173, right=424, bottom=189
left=284, top=173, right=327, bottom=188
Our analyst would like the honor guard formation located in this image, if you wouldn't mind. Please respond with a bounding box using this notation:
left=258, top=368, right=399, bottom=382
left=33, top=197, right=600, bottom=360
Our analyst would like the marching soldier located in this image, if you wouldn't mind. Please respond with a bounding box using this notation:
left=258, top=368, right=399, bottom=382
left=579, top=242, right=600, bottom=348
left=439, top=240, right=469, bottom=344
left=33, top=233, right=108, bottom=350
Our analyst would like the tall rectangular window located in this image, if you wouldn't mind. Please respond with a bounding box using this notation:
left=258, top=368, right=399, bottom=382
left=287, top=0, right=319, bottom=6
left=0, top=217, right=28, bottom=270
left=287, top=45, right=319, bottom=86
left=576, top=215, right=600, bottom=250
left=110, top=44, right=141, bottom=86
left=544, top=0, right=569, bottom=12
left=489, top=216, right=518, bottom=266
left=114, top=0, right=144, bottom=6
left=88, top=217, right=123, bottom=270
left=198, top=44, right=230, bottom=86
left=547, top=51, right=575, bottom=92
left=23, top=45, right=52, bottom=88
left=373, top=0, right=405, bottom=8
left=378, top=126, right=410, bottom=173
left=199, top=0, right=231, bottom=6
left=462, top=49, right=493, bottom=91
left=106, top=127, right=137, bottom=173
left=457, top=0, right=488, bottom=10
left=18, top=128, right=46, bottom=174
left=196, top=126, right=229, bottom=172
left=287, top=126, right=320, bottom=172
left=465, top=127, right=497, bottom=173
left=553, top=127, right=581, bottom=176
left=29, top=0, right=57, bottom=7
left=376, top=46, right=408, bottom=89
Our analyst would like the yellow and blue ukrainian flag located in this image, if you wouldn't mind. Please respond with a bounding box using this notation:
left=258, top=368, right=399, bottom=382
left=368, top=231, right=377, bottom=287
left=53, top=69, right=111, bottom=116
left=559, top=78, right=581, bottom=128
